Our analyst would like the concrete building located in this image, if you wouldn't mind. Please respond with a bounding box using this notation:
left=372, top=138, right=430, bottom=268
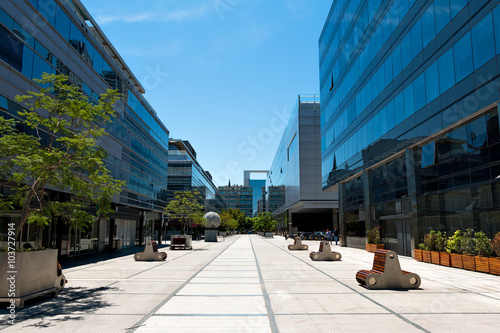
left=266, top=95, right=338, bottom=233
left=218, top=185, right=253, bottom=217
left=320, top=0, right=500, bottom=255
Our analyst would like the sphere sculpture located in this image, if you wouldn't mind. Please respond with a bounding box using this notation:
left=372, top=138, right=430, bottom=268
left=203, top=212, right=221, bottom=229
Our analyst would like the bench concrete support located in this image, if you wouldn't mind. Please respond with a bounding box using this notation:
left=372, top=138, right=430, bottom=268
left=356, top=250, right=421, bottom=289
left=205, top=230, right=218, bottom=242
left=134, top=238, right=167, bottom=261
left=288, top=237, right=308, bottom=250
left=170, top=235, right=192, bottom=250
left=309, top=241, right=342, bottom=261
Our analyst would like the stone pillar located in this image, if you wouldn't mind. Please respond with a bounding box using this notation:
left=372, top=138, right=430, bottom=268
left=406, top=148, right=420, bottom=258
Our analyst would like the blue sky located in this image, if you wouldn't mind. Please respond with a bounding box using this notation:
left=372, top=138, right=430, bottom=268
left=80, top=0, right=332, bottom=186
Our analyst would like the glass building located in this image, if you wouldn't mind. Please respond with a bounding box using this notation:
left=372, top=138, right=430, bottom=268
left=0, top=0, right=170, bottom=254
left=243, top=170, right=268, bottom=217
left=218, top=185, right=253, bottom=217
left=266, top=95, right=338, bottom=233
left=320, top=0, right=500, bottom=255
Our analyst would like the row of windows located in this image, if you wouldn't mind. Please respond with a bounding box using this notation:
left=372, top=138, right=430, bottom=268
left=322, top=0, right=469, bottom=140
left=322, top=5, right=500, bottom=182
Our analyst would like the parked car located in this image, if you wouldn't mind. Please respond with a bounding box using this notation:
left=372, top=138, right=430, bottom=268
left=308, top=232, right=326, bottom=240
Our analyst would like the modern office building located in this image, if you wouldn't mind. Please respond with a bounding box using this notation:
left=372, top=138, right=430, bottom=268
left=167, top=139, right=227, bottom=214
left=218, top=185, right=253, bottom=217
left=320, top=0, right=500, bottom=256
left=243, top=170, right=268, bottom=216
left=266, top=95, right=338, bottom=233
left=0, top=0, right=170, bottom=255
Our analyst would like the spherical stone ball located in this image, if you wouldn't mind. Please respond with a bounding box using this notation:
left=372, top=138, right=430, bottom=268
left=203, top=212, right=221, bottom=229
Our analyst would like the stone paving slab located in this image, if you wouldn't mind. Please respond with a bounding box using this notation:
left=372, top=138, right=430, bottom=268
left=1, top=234, right=500, bottom=333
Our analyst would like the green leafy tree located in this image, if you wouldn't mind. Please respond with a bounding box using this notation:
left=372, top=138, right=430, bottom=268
left=220, top=210, right=238, bottom=231
left=227, top=208, right=246, bottom=230
left=163, top=190, right=204, bottom=234
left=252, top=212, right=276, bottom=233
left=0, top=73, right=124, bottom=240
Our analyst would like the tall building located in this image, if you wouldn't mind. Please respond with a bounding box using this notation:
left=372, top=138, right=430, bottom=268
left=266, top=95, right=338, bottom=233
left=0, top=0, right=170, bottom=254
left=320, top=0, right=500, bottom=256
left=167, top=139, right=227, bottom=214
left=243, top=170, right=268, bottom=216
left=218, top=185, right=253, bottom=217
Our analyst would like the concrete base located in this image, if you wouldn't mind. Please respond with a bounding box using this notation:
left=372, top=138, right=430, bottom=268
left=204, top=230, right=218, bottom=242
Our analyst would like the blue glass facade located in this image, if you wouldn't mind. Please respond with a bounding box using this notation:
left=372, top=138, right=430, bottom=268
left=0, top=0, right=170, bottom=253
left=320, top=0, right=500, bottom=255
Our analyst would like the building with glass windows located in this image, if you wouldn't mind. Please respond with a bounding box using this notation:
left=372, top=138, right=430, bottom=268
left=320, top=0, right=500, bottom=256
left=266, top=95, right=338, bottom=234
left=218, top=185, right=253, bottom=217
left=243, top=170, right=268, bottom=217
left=0, top=0, right=171, bottom=255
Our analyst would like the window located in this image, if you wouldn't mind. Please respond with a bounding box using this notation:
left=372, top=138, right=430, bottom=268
left=438, top=48, right=455, bottom=93
left=425, top=61, right=439, bottom=103
left=450, top=0, right=468, bottom=17
left=495, top=5, right=500, bottom=55
left=22, top=47, right=34, bottom=79
left=413, top=73, right=426, bottom=111
left=471, top=14, right=495, bottom=69
left=393, top=44, right=402, bottom=76
left=435, top=0, right=451, bottom=32
left=38, top=0, right=57, bottom=26
left=453, top=32, right=473, bottom=83
left=0, top=8, right=14, bottom=29
left=421, top=142, right=435, bottom=167
left=422, top=3, right=436, bottom=47
left=387, top=100, right=395, bottom=130
left=401, top=34, right=411, bottom=69
left=403, top=83, right=414, bottom=118
left=394, top=92, right=405, bottom=125
left=54, top=5, right=70, bottom=41
left=410, top=20, right=423, bottom=58
left=467, top=116, right=488, bottom=150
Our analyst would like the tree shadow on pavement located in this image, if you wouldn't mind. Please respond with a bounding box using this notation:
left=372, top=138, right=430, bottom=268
left=0, top=286, right=117, bottom=328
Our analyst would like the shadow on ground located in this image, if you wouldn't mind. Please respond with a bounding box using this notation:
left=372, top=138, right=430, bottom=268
left=0, top=286, right=117, bottom=328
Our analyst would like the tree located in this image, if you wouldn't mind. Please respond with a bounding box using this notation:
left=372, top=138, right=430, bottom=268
left=220, top=210, right=238, bottom=231
left=163, top=190, right=204, bottom=234
left=227, top=208, right=246, bottom=230
left=252, top=212, right=277, bottom=233
left=0, top=73, right=124, bottom=241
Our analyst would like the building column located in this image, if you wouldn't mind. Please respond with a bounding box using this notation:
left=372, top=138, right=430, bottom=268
left=406, top=148, right=420, bottom=258
left=107, top=218, right=115, bottom=251
left=339, top=182, right=347, bottom=247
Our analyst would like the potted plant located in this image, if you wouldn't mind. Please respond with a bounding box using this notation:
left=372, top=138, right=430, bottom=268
left=365, top=226, right=384, bottom=252
left=474, top=231, right=492, bottom=273
left=414, top=243, right=424, bottom=261
left=490, top=232, right=500, bottom=275
left=461, top=228, right=476, bottom=271
left=447, top=230, right=463, bottom=269
left=435, top=231, right=450, bottom=266
left=424, top=231, right=440, bottom=264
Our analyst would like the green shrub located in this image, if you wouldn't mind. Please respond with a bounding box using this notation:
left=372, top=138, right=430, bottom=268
left=423, top=231, right=437, bottom=251
left=366, top=226, right=381, bottom=244
left=475, top=231, right=492, bottom=257
left=491, top=232, right=500, bottom=257
left=435, top=231, right=447, bottom=252
left=461, top=228, right=476, bottom=255
left=446, top=230, right=462, bottom=254
left=418, top=243, right=425, bottom=250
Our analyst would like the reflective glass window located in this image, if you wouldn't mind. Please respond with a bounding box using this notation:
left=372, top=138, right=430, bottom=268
left=380, top=106, right=388, bottom=134
left=425, top=61, right=439, bottom=103
left=471, top=14, right=495, bottom=69
left=410, top=20, right=422, bottom=58
left=393, top=44, right=402, bottom=76
left=422, top=3, right=436, bottom=47
left=387, top=100, right=395, bottom=129
left=13, top=22, right=35, bottom=49
left=394, top=92, right=405, bottom=125
left=438, top=48, right=454, bottom=93
left=22, top=47, right=34, bottom=78
left=403, top=83, right=414, bottom=118
left=421, top=142, right=435, bottom=167
left=9, top=34, right=23, bottom=72
left=92, top=51, right=103, bottom=75
left=384, top=58, right=393, bottom=84
left=32, top=54, right=53, bottom=80
left=401, top=34, right=411, bottom=69
left=0, top=8, right=14, bottom=29
left=0, top=25, right=13, bottom=64
left=495, top=5, right=500, bottom=55
left=453, top=32, right=473, bottom=83
left=69, top=21, right=83, bottom=49
left=38, top=0, right=56, bottom=26
left=28, top=0, right=38, bottom=9
left=467, top=116, right=488, bottom=150
left=435, top=0, right=451, bottom=32
left=449, top=126, right=468, bottom=157
left=450, top=0, right=468, bottom=17
left=413, top=73, right=426, bottom=111
left=55, top=5, right=70, bottom=41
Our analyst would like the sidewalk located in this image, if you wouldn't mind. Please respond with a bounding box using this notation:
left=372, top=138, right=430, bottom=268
left=1, top=235, right=499, bottom=332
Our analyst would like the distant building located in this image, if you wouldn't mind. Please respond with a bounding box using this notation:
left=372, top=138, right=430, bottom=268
left=218, top=185, right=253, bottom=217
left=243, top=170, right=268, bottom=216
left=266, top=95, right=338, bottom=233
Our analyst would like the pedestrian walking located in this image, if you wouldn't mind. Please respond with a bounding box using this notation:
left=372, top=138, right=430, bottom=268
left=326, top=229, right=332, bottom=244
left=333, top=229, right=339, bottom=245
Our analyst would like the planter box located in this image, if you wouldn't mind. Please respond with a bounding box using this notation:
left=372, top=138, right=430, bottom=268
left=475, top=256, right=490, bottom=273
left=450, top=253, right=463, bottom=269
left=462, top=255, right=476, bottom=271
left=422, top=250, right=432, bottom=263
left=431, top=251, right=441, bottom=264
left=489, top=257, right=500, bottom=275
left=414, top=249, right=423, bottom=261
left=440, top=252, right=451, bottom=267
left=0, top=249, right=64, bottom=307
left=365, top=243, right=384, bottom=253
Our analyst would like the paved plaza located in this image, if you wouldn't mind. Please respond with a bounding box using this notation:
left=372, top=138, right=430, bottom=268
left=1, top=235, right=500, bottom=332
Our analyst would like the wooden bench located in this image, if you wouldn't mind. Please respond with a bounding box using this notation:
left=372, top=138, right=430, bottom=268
left=356, top=249, right=421, bottom=289
left=134, top=238, right=167, bottom=261
left=288, top=237, right=308, bottom=250
left=309, top=241, right=342, bottom=261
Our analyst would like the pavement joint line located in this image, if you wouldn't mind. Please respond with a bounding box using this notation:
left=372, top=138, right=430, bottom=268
left=264, top=238, right=432, bottom=333
left=152, top=313, right=268, bottom=317
left=249, top=237, right=279, bottom=333
left=125, top=236, right=239, bottom=332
